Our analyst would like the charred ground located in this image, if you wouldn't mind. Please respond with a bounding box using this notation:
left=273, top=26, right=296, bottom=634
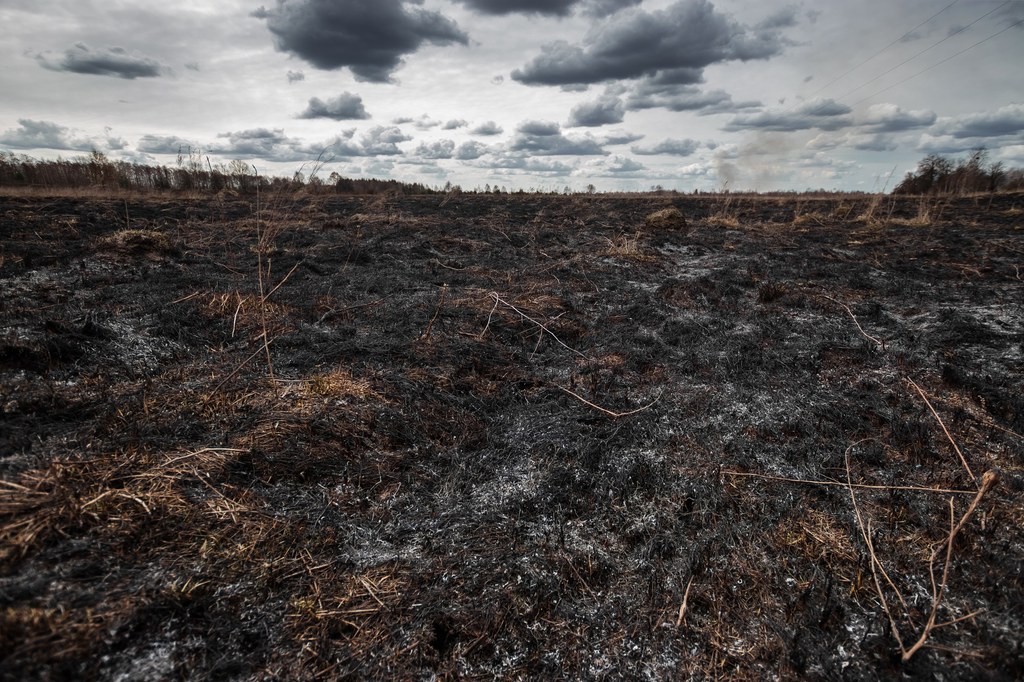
left=1, top=191, right=1023, bottom=680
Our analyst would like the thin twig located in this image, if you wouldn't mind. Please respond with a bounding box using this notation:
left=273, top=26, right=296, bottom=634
left=557, top=385, right=661, bottom=419
left=846, top=453, right=907, bottom=651
left=207, top=340, right=276, bottom=398
left=316, top=298, right=386, bottom=325
left=476, top=296, right=500, bottom=340
left=420, top=284, right=448, bottom=342
left=490, top=292, right=589, bottom=359
left=820, top=294, right=885, bottom=349
left=168, top=290, right=203, bottom=305
left=676, top=576, right=694, bottom=627
left=722, top=470, right=975, bottom=495
left=906, top=378, right=976, bottom=485
left=262, top=260, right=302, bottom=303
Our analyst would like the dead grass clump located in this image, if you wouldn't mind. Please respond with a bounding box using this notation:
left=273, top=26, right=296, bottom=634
left=201, top=291, right=294, bottom=337
left=601, top=233, right=655, bottom=261
left=778, top=507, right=857, bottom=567
left=645, top=207, right=687, bottom=230
left=96, top=229, right=176, bottom=257
left=305, top=368, right=381, bottom=402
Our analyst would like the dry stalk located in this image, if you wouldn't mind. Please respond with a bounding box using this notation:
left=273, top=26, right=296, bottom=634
left=722, top=470, right=975, bottom=496
left=676, top=576, right=694, bottom=627
left=906, top=378, right=977, bottom=485
left=419, top=284, right=448, bottom=342
left=253, top=166, right=274, bottom=380
left=487, top=292, right=589, bottom=360
left=557, top=385, right=660, bottom=419
left=820, top=294, right=885, bottom=349
left=846, top=447, right=998, bottom=662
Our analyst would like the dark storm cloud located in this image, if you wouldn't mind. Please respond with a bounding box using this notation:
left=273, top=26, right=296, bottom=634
left=256, top=0, right=468, bottom=83
left=471, top=121, right=504, bottom=136
left=453, top=0, right=578, bottom=16
left=630, top=138, right=700, bottom=156
left=723, top=99, right=853, bottom=132
left=509, top=122, right=607, bottom=155
left=35, top=43, right=166, bottom=79
left=511, top=0, right=790, bottom=87
left=932, top=104, right=1024, bottom=139
left=298, top=93, right=370, bottom=120
left=755, top=5, right=799, bottom=29
left=454, top=0, right=639, bottom=16
left=0, top=119, right=95, bottom=151
left=567, top=96, right=625, bottom=127
left=580, top=0, right=642, bottom=18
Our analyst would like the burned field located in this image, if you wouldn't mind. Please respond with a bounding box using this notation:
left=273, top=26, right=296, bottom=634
left=1, top=191, right=1023, bottom=680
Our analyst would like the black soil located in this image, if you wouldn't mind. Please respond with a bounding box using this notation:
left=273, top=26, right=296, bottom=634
left=1, top=192, right=1023, bottom=680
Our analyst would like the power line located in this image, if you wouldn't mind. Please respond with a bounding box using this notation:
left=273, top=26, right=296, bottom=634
left=851, top=17, right=1024, bottom=107
left=800, top=0, right=1014, bottom=119
left=804, top=0, right=961, bottom=101
left=832, top=0, right=1013, bottom=102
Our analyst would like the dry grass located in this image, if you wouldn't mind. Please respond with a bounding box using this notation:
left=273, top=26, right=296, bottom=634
left=645, top=207, right=687, bottom=229
left=96, top=228, right=175, bottom=256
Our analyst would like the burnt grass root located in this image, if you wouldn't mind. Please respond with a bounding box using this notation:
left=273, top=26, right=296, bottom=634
left=1, top=193, right=1023, bottom=680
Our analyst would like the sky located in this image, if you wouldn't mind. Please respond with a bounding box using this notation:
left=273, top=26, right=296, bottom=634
left=1, top=0, right=1022, bottom=192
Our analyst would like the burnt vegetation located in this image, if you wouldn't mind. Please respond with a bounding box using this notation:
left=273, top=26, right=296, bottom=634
left=1, top=156, right=1023, bottom=680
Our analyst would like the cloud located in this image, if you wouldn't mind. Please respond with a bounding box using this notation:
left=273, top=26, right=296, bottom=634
left=575, top=154, right=645, bottom=176
left=516, top=120, right=561, bottom=136
left=256, top=0, right=468, bottom=83
left=453, top=0, right=578, bottom=16
left=509, top=122, right=607, bottom=156
left=511, top=0, right=790, bottom=87
left=298, top=92, right=370, bottom=120
left=136, top=134, right=202, bottom=155
left=756, top=5, right=799, bottom=30
left=626, top=82, right=759, bottom=114
left=455, top=141, right=489, bottom=160
left=442, top=119, right=468, bottom=130
left=601, top=130, right=644, bottom=145
left=860, top=103, right=936, bottom=132
left=0, top=119, right=98, bottom=151
left=723, top=98, right=853, bottom=132
left=580, top=0, right=642, bottom=18
left=932, top=103, right=1024, bottom=139
left=475, top=154, right=575, bottom=173
left=567, top=96, right=625, bottom=127
left=184, top=62, right=200, bottom=72
left=360, top=126, right=413, bottom=155
left=35, top=43, right=166, bottom=79
left=631, top=138, right=700, bottom=156
left=202, top=125, right=408, bottom=161
left=415, top=139, right=456, bottom=159
left=287, top=70, right=305, bottom=83
left=471, top=121, right=504, bottom=136
left=394, top=114, right=444, bottom=130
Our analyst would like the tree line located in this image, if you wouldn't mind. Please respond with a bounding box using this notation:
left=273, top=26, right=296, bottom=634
left=893, top=148, right=1024, bottom=195
left=0, top=151, right=442, bottom=196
